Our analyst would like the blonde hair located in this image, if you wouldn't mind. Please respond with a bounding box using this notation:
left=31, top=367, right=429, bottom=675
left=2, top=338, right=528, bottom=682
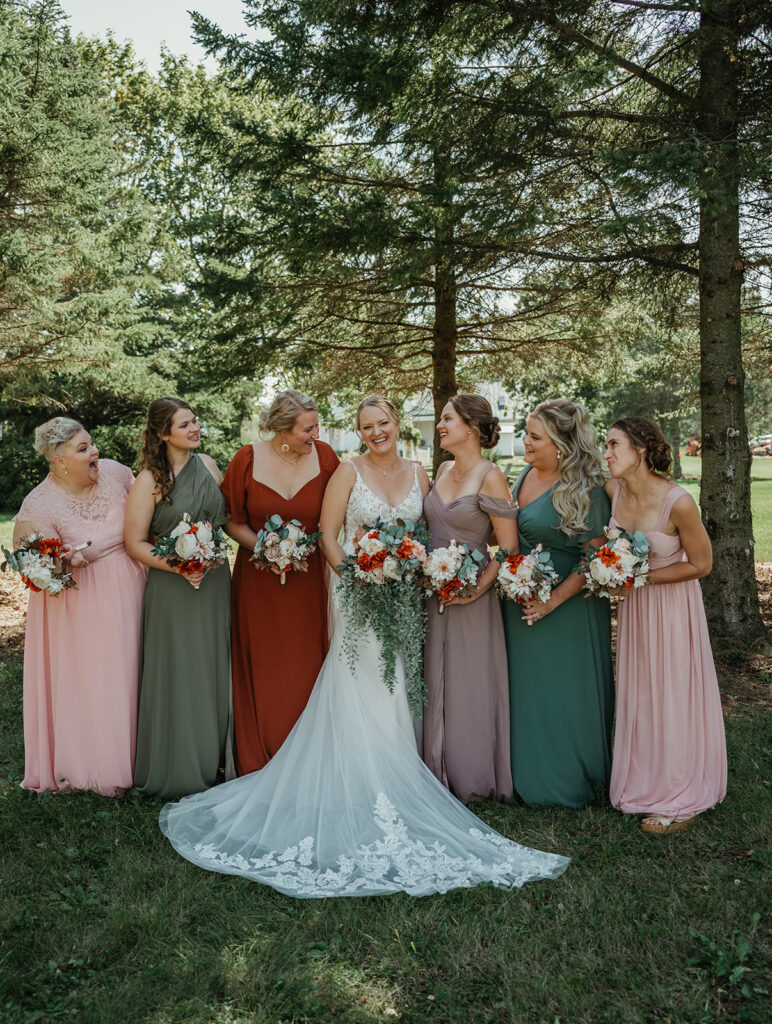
left=259, top=389, right=317, bottom=435
left=355, top=395, right=400, bottom=432
left=530, top=398, right=606, bottom=536
left=34, top=417, right=85, bottom=462
left=449, top=394, right=501, bottom=449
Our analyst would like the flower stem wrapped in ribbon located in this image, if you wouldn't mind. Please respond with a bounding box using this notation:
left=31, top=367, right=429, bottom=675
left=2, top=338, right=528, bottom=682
left=579, top=526, right=651, bottom=599
left=336, top=517, right=430, bottom=713
left=420, top=539, right=484, bottom=612
left=152, top=513, right=230, bottom=587
left=495, top=543, right=561, bottom=604
left=252, top=514, right=322, bottom=584
left=1, top=534, right=82, bottom=595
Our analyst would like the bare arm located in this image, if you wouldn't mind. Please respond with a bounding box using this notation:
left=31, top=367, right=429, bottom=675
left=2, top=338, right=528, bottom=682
left=648, top=493, right=712, bottom=584
left=124, top=471, right=202, bottom=586
left=225, top=520, right=259, bottom=553
left=319, top=462, right=356, bottom=572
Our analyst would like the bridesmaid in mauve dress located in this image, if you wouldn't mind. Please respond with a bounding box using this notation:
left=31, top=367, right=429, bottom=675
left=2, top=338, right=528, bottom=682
left=125, top=398, right=231, bottom=800
left=423, top=395, right=518, bottom=803
left=14, top=417, right=145, bottom=795
left=604, top=417, right=726, bottom=833
left=221, top=390, right=339, bottom=775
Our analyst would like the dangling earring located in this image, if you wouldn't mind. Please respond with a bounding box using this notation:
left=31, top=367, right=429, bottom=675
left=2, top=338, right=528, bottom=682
left=281, top=442, right=290, bottom=453
left=467, top=429, right=472, bottom=435
left=556, top=451, right=562, bottom=461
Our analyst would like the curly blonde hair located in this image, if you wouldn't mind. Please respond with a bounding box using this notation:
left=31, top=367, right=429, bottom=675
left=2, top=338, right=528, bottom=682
left=530, top=398, right=606, bottom=536
left=139, top=397, right=194, bottom=504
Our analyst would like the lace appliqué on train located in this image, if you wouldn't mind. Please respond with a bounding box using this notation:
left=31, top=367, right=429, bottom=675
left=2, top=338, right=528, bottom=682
left=191, top=793, right=560, bottom=897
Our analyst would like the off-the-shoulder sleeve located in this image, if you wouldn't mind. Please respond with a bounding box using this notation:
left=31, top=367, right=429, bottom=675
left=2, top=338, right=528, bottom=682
left=478, top=494, right=519, bottom=519
left=221, top=446, right=252, bottom=524
left=15, top=485, right=58, bottom=537
left=577, top=485, right=611, bottom=543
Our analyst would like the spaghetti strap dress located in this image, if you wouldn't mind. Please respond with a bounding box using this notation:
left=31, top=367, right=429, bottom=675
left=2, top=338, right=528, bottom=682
left=422, top=470, right=517, bottom=803
left=134, top=454, right=231, bottom=799
left=221, top=441, right=339, bottom=775
left=609, top=482, right=727, bottom=819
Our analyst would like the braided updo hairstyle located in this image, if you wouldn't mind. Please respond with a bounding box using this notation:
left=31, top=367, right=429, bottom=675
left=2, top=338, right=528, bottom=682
left=611, top=417, right=673, bottom=477
left=530, top=398, right=606, bottom=536
left=449, top=394, right=501, bottom=449
left=139, top=397, right=194, bottom=504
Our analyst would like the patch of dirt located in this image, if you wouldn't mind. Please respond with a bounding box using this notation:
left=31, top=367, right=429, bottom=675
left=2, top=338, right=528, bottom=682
left=0, top=572, right=27, bottom=659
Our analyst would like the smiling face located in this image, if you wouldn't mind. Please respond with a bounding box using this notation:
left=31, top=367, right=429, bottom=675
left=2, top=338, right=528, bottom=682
left=358, top=404, right=399, bottom=456
left=279, top=410, right=320, bottom=457
left=523, top=416, right=560, bottom=472
left=161, top=406, right=200, bottom=452
left=437, top=402, right=473, bottom=451
left=604, top=427, right=643, bottom=478
left=53, top=429, right=99, bottom=486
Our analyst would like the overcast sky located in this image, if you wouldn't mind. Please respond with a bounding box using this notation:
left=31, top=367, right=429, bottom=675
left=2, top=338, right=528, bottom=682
left=59, top=1, right=253, bottom=71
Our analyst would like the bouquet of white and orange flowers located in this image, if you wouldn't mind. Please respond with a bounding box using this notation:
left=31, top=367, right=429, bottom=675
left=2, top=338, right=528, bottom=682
left=1, top=534, right=81, bottom=596
left=152, top=514, right=229, bottom=586
left=495, top=544, right=561, bottom=605
left=420, top=539, right=484, bottom=612
left=336, top=517, right=430, bottom=711
left=580, top=526, right=650, bottom=599
left=252, top=515, right=322, bottom=584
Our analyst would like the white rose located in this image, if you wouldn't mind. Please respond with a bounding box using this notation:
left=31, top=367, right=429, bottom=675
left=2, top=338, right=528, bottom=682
left=605, top=527, right=621, bottom=541
left=359, top=533, right=386, bottom=556
left=285, top=522, right=303, bottom=542
left=515, top=563, right=534, bottom=582
left=382, top=556, right=400, bottom=580
left=264, top=544, right=281, bottom=562
left=170, top=521, right=189, bottom=539
left=28, top=565, right=53, bottom=588
left=175, top=532, right=199, bottom=560
left=589, top=559, right=613, bottom=585
left=613, top=537, right=632, bottom=553
left=196, top=523, right=213, bottom=545
left=279, top=538, right=295, bottom=558
left=265, top=532, right=280, bottom=546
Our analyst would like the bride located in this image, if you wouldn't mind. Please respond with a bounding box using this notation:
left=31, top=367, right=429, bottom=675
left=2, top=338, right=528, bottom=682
left=160, top=396, right=569, bottom=897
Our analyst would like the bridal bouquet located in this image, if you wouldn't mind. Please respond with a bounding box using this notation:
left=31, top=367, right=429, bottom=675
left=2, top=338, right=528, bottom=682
left=152, top=514, right=229, bottom=585
left=252, top=514, right=321, bottom=584
left=580, top=526, right=650, bottom=599
left=495, top=544, right=561, bottom=605
left=1, top=534, right=80, bottom=596
left=421, top=539, right=484, bottom=612
left=336, top=517, right=430, bottom=713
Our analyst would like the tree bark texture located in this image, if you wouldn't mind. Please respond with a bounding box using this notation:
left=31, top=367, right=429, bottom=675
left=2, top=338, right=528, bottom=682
left=697, top=0, right=763, bottom=640
left=431, top=146, right=458, bottom=475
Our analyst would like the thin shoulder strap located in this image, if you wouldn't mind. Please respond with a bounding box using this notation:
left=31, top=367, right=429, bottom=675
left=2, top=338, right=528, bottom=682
left=476, top=463, right=497, bottom=493
left=656, top=485, right=687, bottom=532
left=351, top=459, right=362, bottom=480
left=611, top=478, right=623, bottom=515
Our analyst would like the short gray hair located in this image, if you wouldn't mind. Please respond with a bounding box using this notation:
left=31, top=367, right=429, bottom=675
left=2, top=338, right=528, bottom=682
left=33, top=417, right=84, bottom=462
left=258, top=389, right=317, bottom=435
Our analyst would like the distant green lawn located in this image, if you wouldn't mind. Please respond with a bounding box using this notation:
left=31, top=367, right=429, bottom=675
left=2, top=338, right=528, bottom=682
left=498, top=456, right=772, bottom=561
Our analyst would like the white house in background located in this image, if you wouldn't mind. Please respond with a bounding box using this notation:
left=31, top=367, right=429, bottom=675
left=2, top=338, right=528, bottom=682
left=403, top=382, right=525, bottom=464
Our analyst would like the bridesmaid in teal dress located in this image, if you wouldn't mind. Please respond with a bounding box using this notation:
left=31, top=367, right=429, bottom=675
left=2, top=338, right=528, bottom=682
left=503, top=398, right=613, bottom=807
left=125, top=398, right=231, bottom=799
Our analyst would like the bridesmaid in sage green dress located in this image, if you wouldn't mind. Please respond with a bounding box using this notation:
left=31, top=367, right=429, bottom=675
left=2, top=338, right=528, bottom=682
left=125, top=398, right=231, bottom=799
left=503, top=399, right=613, bottom=807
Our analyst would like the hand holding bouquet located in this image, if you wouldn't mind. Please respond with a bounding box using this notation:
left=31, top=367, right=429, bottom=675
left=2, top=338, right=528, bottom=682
left=421, top=539, right=484, bottom=612
left=495, top=544, right=561, bottom=605
left=252, top=514, right=322, bottom=584
left=152, top=514, right=229, bottom=589
left=1, top=534, right=83, bottom=595
left=336, top=517, right=430, bottom=712
left=580, top=526, right=650, bottom=599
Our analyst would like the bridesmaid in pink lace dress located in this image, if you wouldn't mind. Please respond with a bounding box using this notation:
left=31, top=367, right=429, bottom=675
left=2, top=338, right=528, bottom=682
left=604, top=418, right=726, bottom=834
left=13, top=418, right=146, bottom=795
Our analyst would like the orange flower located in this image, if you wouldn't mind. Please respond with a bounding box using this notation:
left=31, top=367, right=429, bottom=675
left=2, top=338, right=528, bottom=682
left=506, top=553, right=526, bottom=570
left=37, top=538, right=62, bottom=556
left=437, top=578, right=463, bottom=603
left=21, top=575, right=42, bottom=592
left=597, top=546, right=620, bottom=567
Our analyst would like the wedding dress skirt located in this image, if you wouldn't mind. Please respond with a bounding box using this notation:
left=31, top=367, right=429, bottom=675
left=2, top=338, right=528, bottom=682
left=160, top=599, right=569, bottom=898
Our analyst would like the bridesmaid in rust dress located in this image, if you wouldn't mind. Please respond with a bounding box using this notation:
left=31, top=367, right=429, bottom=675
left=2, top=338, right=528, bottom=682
left=221, top=390, right=339, bottom=775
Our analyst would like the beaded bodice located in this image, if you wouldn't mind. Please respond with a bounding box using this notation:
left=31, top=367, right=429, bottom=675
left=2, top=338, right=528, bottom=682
left=343, top=462, right=423, bottom=552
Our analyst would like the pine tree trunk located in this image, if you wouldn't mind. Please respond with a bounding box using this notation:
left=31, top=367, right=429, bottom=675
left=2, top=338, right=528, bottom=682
left=697, top=0, right=762, bottom=640
left=431, top=145, right=458, bottom=475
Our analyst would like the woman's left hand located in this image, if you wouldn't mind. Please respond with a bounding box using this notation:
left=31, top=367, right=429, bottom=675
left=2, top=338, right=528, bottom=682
left=58, top=544, right=88, bottom=568
left=522, top=593, right=558, bottom=626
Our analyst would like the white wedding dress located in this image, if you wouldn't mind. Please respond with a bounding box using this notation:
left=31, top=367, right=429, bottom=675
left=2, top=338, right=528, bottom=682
left=159, top=464, right=569, bottom=897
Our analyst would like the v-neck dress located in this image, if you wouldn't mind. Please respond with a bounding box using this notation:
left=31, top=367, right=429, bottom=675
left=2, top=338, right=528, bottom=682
left=221, top=441, right=339, bottom=775
left=134, top=454, right=232, bottom=799
left=609, top=482, right=726, bottom=818
left=502, top=468, right=613, bottom=807
left=422, top=472, right=518, bottom=803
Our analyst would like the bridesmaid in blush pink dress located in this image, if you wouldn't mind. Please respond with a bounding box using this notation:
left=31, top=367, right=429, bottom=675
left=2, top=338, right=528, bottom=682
left=13, top=417, right=145, bottom=795
left=604, top=417, right=726, bottom=834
